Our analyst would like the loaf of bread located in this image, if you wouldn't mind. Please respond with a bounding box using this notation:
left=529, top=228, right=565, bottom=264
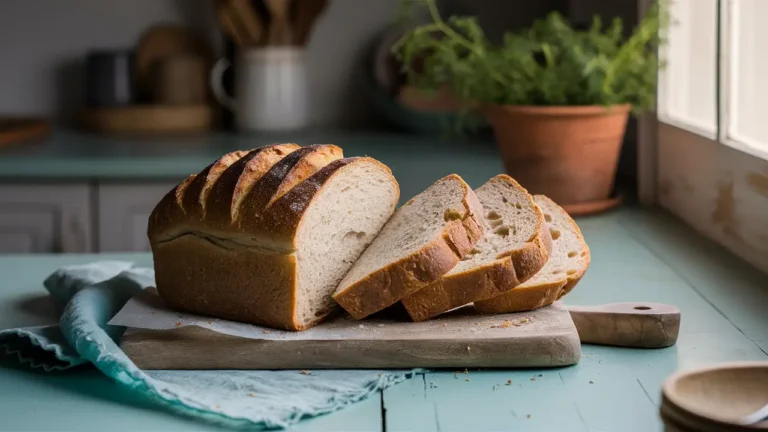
left=332, top=174, right=486, bottom=319
left=400, top=175, right=552, bottom=321
left=474, top=195, right=590, bottom=313
left=147, top=144, right=400, bottom=331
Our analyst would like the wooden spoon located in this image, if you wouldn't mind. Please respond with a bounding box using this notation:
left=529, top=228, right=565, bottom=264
left=265, top=0, right=290, bottom=45
left=229, top=0, right=264, bottom=45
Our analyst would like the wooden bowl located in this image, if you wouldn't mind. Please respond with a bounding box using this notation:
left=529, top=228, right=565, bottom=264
left=661, top=362, right=768, bottom=431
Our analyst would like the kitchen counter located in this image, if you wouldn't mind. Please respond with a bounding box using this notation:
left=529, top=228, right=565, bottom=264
left=2, top=207, right=767, bottom=431
left=0, top=130, right=502, bottom=181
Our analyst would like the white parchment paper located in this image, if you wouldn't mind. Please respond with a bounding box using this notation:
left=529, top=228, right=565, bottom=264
left=108, top=288, right=551, bottom=341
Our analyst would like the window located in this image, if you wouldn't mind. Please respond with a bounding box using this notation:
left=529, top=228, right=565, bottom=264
left=657, top=0, right=718, bottom=136
left=655, top=0, right=768, bottom=274
left=724, top=0, right=768, bottom=159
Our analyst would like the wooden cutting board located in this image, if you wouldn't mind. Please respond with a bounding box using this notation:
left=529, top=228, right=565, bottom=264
left=114, top=290, right=680, bottom=370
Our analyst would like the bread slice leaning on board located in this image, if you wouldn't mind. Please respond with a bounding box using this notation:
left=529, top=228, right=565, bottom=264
left=400, top=175, right=553, bottom=322
left=332, top=174, right=487, bottom=319
left=148, top=144, right=400, bottom=331
left=474, top=195, right=591, bottom=314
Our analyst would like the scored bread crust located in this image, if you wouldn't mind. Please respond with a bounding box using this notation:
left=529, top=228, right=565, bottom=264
left=332, top=174, right=486, bottom=320
left=148, top=143, right=398, bottom=330
left=473, top=195, right=591, bottom=314
left=401, top=176, right=553, bottom=322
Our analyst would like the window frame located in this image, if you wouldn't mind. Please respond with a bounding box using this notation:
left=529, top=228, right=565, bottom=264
left=642, top=0, right=768, bottom=274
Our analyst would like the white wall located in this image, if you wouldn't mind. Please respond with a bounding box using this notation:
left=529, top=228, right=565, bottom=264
left=0, top=0, right=400, bottom=128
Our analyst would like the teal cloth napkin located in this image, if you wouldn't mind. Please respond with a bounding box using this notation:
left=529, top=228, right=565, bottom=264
left=0, top=261, right=420, bottom=430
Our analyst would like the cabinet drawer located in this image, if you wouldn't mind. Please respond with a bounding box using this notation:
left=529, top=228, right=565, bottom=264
left=0, top=184, right=93, bottom=253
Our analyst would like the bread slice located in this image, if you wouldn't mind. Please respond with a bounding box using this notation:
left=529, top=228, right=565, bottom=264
left=400, top=175, right=552, bottom=321
left=148, top=145, right=399, bottom=331
left=332, top=174, right=486, bottom=319
left=474, top=195, right=590, bottom=314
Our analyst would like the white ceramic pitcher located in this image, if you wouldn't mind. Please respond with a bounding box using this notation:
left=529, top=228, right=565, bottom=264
left=210, top=47, right=309, bottom=131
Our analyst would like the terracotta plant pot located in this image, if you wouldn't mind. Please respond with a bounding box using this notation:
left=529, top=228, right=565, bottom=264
left=482, top=104, right=631, bottom=213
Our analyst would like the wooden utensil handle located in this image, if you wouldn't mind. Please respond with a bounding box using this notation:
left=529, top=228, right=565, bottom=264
left=567, top=302, right=681, bottom=348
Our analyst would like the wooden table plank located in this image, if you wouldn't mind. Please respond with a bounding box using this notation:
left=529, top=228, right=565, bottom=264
left=382, top=209, right=768, bottom=432
left=619, top=209, right=768, bottom=354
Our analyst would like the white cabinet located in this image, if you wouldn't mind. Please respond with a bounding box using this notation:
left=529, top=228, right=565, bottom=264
left=0, top=184, right=93, bottom=253
left=97, top=183, right=176, bottom=252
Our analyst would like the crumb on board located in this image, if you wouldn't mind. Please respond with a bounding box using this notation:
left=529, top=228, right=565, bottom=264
left=358, top=324, right=365, bottom=329
left=216, top=404, right=221, bottom=409
left=490, top=318, right=532, bottom=329
left=207, top=321, right=212, bottom=325
left=442, top=323, right=448, bottom=327
left=174, top=322, right=182, bottom=327
left=249, top=393, right=254, bottom=397
left=506, top=380, right=512, bottom=385
left=378, top=324, right=385, bottom=327
left=300, top=370, right=311, bottom=375
left=465, top=378, right=470, bottom=382
left=261, top=330, right=270, bottom=334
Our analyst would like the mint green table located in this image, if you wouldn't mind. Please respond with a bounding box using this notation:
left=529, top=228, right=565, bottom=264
left=1, top=207, right=767, bottom=431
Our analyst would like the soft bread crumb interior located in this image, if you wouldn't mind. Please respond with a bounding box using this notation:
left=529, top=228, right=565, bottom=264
left=334, top=175, right=467, bottom=293
left=295, top=162, right=398, bottom=325
left=516, top=196, right=588, bottom=287
left=447, top=176, right=539, bottom=275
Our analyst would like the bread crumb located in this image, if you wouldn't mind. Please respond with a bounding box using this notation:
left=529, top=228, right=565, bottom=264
left=249, top=393, right=254, bottom=397
left=300, top=370, right=311, bottom=375
left=358, top=324, right=365, bottom=329
left=465, top=378, right=470, bottom=382
left=491, top=318, right=532, bottom=328
left=216, top=404, right=221, bottom=409
left=442, top=323, right=448, bottom=327
left=174, top=322, right=182, bottom=327
left=506, top=380, right=512, bottom=385
left=261, top=330, right=270, bottom=334
left=378, top=324, right=385, bottom=327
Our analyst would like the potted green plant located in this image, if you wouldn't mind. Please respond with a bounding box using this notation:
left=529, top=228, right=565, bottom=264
left=393, top=0, right=666, bottom=214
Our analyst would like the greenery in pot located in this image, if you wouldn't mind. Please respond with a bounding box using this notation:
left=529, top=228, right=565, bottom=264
left=392, top=0, right=667, bottom=119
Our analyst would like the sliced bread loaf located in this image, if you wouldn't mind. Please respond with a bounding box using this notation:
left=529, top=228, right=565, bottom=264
left=332, top=174, right=486, bottom=319
left=400, top=174, right=552, bottom=321
left=474, top=195, right=590, bottom=314
left=148, top=145, right=400, bottom=330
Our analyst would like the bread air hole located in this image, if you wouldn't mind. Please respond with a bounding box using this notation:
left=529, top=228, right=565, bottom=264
left=342, top=231, right=367, bottom=240
left=550, top=228, right=561, bottom=240
left=494, top=225, right=510, bottom=237
left=581, top=251, right=587, bottom=257
left=515, top=203, right=522, bottom=209
left=552, top=270, right=562, bottom=274
left=486, top=210, right=502, bottom=220
left=444, top=209, right=463, bottom=222
left=489, top=218, right=504, bottom=228
left=568, top=251, right=577, bottom=258
left=544, top=214, right=553, bottom=222
left=566, top=269, right=577, bottom=275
